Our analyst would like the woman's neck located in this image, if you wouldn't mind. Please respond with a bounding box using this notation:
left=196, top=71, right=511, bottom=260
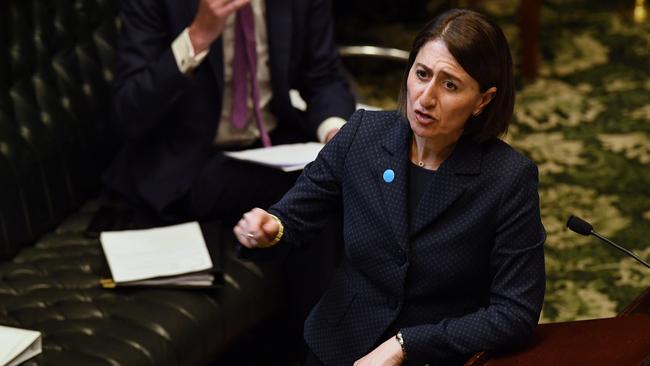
left=410, top=133, right=459, bottom=170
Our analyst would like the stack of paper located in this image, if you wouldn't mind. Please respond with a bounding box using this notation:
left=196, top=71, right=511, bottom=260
left=224, top=142, right=324, bottom=171
left=0, top=325, right=41, bottom=366
left=99, top=222, right=220, bottom=288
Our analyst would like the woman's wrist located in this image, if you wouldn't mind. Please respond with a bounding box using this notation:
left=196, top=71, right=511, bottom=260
left=395, top=331, right=407, bottom=361
left=267, top=214, right=284, bottom=246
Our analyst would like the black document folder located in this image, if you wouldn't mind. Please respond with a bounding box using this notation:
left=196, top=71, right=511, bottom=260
left=98, top=220, right=224, bottom=289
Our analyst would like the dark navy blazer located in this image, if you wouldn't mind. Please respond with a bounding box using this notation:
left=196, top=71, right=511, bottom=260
left=103, top=0, right=355, bottom=213
left=269, top=110, right=546, bottom=365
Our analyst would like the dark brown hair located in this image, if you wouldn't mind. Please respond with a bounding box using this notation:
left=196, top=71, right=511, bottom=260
left=398, top=9, right=514, bottom=143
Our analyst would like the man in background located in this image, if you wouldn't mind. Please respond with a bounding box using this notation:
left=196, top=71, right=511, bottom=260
left=103, top=0, right=355, bottom=225
left=102, top=0, right=355, bottom=361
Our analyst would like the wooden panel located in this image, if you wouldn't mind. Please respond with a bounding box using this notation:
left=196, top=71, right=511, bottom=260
left=465, top=303, right=650, bottom=366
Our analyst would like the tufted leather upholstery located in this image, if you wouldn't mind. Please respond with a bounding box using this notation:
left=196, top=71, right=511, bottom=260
left=0, top=0, right=284, bottom=364
left=0, top=205, right=284, bottom=365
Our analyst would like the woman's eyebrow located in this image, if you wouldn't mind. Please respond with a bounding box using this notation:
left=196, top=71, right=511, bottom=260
left=415, top=62, right=464, bottom=82
left=414, top=62, right=432, bottom=73
left=438, top=69, right=463, bottom=83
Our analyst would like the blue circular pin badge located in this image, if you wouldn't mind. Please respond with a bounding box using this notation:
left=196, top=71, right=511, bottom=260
left=383, top=169, right=395, bottom=183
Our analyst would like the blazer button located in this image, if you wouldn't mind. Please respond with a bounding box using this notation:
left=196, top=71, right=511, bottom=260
left=387, top=296, right=398, bottom=310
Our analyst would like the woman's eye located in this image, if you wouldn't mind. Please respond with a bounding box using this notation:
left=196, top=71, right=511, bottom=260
left=443, top=80, right=457, bottom=90
left=416, top=69, right=428, bottom=79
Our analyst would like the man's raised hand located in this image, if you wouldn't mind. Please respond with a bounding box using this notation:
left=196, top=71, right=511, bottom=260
left=188, top=0, right=251, bottom=53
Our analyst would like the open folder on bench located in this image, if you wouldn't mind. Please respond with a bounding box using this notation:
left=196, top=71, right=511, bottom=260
left=224, top=142, right=324, bottom=171
left=0, top=325, right=41, bottom=366
left=99, top=222, right=223, bottom=289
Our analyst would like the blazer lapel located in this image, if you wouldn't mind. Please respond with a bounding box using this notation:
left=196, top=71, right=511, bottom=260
left=410, top=136, right=482, bottom=236
left=207, top=39, right=225, bottom=88
left=265, top=0, right=292, bottom=85
left=377, top=115, right=411, bottom=251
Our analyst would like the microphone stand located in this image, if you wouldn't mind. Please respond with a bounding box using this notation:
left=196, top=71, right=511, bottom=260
left=591, top=231, right=650, bottom=270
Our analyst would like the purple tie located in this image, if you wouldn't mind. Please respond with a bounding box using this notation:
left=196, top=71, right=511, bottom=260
left=231, top=4, right=271, bottom=147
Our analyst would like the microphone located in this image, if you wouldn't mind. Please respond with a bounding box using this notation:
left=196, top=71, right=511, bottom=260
left=566, top=215, right=650, bottom=270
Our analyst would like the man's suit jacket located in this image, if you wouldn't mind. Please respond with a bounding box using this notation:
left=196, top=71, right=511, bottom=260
left=103, top=0, right=355, bottom=214
left=269, top=110, right=546, bottom=365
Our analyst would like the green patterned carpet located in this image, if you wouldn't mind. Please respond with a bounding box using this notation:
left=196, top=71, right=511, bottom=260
left=339, top=0, right=650, bottom=323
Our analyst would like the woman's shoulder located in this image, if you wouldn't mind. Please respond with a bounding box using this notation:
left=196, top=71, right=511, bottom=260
left=481, top=138, right=538, bottom=175
left=348, top=109, right=405, bottom=137
left=349, top=109, right=402, bottom=124
left=337, top=110, right=405, bottom=148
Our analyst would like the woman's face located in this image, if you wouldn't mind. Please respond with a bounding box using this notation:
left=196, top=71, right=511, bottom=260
left=406, top=39, right=495, bottom=142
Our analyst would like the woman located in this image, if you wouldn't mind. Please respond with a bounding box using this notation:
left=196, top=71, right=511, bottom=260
left=234, top=8, right=545, bottom=366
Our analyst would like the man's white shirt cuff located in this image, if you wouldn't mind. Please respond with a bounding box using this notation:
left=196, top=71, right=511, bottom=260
left=171, top=28, right=209, bottom=74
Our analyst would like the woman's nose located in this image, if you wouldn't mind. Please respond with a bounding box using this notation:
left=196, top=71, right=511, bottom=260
left=419, top=82, right=437, bottom=108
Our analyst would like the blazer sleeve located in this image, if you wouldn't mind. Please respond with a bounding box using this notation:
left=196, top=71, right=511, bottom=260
left=268, top=109, right=364, bottom=247
left=296, top=0, right=356, bottom=135
left=111, top=0, right=194, bottom=139
left=401, top=159, right=546, bottom=364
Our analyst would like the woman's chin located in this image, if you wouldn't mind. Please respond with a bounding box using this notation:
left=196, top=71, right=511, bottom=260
left=410, top=122, right=437, bottom=139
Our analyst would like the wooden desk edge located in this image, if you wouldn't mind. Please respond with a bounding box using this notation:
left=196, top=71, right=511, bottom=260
left=464, top=287, right=650, bottom=365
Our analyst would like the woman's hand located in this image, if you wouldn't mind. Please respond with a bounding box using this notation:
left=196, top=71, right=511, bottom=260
left=233, top=208, right=280, bottom=248
left=353, top=336, right=405, bottom=366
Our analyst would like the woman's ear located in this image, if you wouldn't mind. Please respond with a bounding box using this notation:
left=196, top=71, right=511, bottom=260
left=473, top=87, right=497, bottom=116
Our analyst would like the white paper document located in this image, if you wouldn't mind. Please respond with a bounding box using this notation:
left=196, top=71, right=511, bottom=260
left=0, top=325, right=42, bottom=366
left=223, top=142, right=324, bottom=171
left=100, top=222, right=213, bottom=283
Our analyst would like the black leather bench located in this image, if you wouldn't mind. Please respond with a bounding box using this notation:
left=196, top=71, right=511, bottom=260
left=0, top=1, right=285, bottom=364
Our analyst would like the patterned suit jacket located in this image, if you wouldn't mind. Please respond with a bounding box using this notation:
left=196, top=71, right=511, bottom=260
left=269, top=109, right=546, bottom=365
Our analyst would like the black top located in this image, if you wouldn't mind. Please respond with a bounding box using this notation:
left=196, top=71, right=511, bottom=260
left=409, top=162, right=437, bottom=219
